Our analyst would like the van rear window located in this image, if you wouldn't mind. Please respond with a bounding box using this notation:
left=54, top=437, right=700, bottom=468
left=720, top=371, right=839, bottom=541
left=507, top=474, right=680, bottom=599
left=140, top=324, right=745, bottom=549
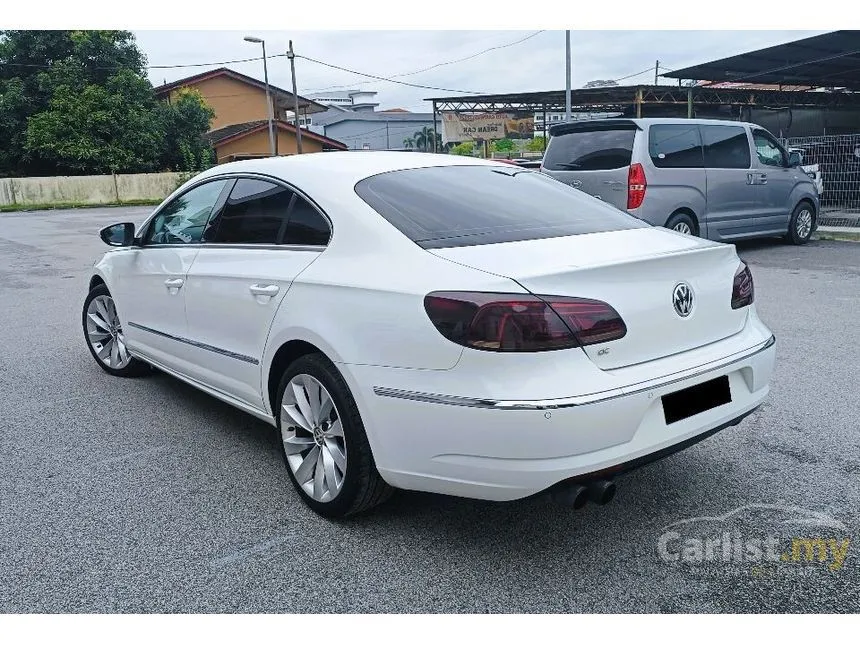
left=543, top=128, right=635, bottom=171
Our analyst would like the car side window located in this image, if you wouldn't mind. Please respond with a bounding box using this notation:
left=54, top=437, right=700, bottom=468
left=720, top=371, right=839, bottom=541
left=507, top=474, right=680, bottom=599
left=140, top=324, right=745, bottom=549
left=701, top=125, right=751, bottom=169
left=283, top=195, right=331, bottom=246
left=753, top=130, right=787, bottom=168
left=207, top=178, right=295, bottom=245
left=648, top=124, right=703, bottom=168
left=144, top=180, right=229, bottom=245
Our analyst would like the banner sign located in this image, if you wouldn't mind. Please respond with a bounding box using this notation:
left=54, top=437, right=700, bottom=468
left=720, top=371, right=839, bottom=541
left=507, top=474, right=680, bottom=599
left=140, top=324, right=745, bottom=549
left=441, top=113, right=509, bottom=144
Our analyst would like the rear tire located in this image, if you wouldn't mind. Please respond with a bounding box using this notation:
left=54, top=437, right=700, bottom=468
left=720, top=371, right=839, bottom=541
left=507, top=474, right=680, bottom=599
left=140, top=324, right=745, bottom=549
left=786, top=202, right=815, bottom=245
left=82, top=283, right=150, bottom=377
left=665, top=212, right=698, bottom=236
left=276, top=353, right=393, bottom=518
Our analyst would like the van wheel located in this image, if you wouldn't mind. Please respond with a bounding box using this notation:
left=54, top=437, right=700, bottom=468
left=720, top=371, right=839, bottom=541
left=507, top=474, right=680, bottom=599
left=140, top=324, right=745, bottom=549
left=787, top=203, right=815, bottom=245
left=665, top=213, right=698, bottom=236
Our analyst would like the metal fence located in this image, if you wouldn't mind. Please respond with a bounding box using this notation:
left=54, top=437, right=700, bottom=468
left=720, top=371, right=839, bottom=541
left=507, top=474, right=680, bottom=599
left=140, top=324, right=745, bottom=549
left=781, top=134, right=860, bottom=219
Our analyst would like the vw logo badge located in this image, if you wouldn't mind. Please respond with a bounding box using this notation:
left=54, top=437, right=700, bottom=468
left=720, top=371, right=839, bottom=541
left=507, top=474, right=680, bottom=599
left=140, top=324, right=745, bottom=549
left=672, top=282, right=694, bottom=317
left=569, top=179, right=583, bottom=188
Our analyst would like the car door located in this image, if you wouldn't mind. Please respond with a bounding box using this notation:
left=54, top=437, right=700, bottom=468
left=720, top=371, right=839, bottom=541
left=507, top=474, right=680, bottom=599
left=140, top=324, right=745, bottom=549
left=751, top=128, right=797, bottom=234
left=116, top=178, right=232, bottom=371
left=700, top=124, right=759, bottom=241
left=182, top=177, right=330, bottom=410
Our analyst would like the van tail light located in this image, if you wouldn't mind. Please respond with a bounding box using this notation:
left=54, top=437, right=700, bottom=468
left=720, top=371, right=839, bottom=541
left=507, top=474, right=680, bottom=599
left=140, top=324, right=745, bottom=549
left=627, top=162, right=647, bottom=209
left=731, top=262, right=755, bottom=309
left=424, top=292, right=627, bottom=352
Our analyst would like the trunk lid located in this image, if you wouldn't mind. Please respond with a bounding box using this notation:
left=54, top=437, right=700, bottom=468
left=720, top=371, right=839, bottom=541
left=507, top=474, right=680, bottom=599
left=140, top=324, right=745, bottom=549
left=430, top=228, right=748, bottom=370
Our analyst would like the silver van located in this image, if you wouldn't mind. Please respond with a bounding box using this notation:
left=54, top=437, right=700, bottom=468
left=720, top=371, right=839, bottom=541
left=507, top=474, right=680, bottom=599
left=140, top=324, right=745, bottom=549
left=541, top=118, right=820, bottom=244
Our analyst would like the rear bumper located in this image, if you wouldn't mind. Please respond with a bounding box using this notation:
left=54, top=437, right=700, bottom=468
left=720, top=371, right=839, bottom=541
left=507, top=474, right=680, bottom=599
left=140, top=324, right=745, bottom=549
left=346, top=334, right=775, bottom=502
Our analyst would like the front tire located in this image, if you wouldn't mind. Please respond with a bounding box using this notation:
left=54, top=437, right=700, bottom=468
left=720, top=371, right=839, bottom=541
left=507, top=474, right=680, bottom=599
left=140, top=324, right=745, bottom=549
left=786, top=202, right=815, bottom=245
left=82, top=283, right=149, bottom=377
left=276, top=353, right=392, bottom=518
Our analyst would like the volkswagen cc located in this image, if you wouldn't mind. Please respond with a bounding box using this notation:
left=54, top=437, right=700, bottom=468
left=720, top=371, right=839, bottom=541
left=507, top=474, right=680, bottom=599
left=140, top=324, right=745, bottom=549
left=82, top=152, right=776, bottom=517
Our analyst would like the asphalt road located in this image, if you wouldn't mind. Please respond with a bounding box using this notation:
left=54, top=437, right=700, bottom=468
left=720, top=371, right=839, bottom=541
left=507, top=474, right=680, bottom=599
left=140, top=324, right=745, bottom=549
left=1, top=206, right=859, bottom=613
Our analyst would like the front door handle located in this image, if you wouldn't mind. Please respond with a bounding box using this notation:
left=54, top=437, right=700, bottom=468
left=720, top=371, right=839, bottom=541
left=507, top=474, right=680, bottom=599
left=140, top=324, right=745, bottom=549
left=249, top=284, right=279, bottom=297
left=164, top=278, right=184, bottom=292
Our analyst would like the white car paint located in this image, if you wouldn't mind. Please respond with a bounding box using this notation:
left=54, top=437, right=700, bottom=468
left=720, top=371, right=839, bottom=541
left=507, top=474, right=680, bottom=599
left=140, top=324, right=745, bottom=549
left=88, top=152, right=776, bottom=503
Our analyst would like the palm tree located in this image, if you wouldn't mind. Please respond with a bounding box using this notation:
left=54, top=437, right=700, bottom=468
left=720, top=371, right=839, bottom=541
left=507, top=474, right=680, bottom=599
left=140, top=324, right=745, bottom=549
left=413, top=126, right=436, bottom=152
left=402, top=137, right=415, bottom=150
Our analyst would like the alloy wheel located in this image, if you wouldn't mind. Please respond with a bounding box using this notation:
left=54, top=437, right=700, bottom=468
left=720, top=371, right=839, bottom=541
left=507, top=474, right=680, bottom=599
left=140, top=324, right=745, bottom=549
left=673, top=222, right=693, bottom=235
left=796, top=209, right=813, bottom=239
left=85, top=295, right=131, bottom=369
left=281, top=374, right=347, bottom=502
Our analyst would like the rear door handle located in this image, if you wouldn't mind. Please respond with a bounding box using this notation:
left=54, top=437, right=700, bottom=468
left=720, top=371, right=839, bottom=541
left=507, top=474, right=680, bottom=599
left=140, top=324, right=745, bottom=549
left=164, top=278, right=184, bottom=291
left=249, top=284, right=279, bottom=297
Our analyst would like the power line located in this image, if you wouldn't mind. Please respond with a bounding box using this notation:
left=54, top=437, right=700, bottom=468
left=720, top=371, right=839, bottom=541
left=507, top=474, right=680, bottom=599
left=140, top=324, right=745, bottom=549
left=304, top=30, right=545, bottom=93
left=297, top=54, right=484, bottom=94
left=0, top=55, right=267, bottom=71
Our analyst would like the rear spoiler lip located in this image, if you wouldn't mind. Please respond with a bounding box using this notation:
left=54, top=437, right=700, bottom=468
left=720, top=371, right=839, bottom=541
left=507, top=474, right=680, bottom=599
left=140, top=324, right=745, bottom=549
left=549, top=119, right=642, bottom=137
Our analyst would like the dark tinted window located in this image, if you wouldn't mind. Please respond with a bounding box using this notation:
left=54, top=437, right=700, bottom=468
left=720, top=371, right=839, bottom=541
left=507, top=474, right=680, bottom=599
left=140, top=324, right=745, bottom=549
left=208, top=179, right=294, bottom=244
left=283, top=196, right=330, bottom=246
left=543, top=128, right=635, bottom=171
left=648, top=124, right=703, bottom=168
left=145, top=180, right=228, bottom=245
left=701, top=125, right=751, bottom=169
left=355, top=166, right=646, bottom=249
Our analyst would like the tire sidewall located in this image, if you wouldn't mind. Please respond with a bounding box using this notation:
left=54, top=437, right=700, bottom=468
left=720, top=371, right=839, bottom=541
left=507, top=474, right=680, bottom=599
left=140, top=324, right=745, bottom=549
left=82, top=283, right=147, bottom=377
left=665, top=212, right=697, bottom=236
left=789, top=202, right=815, bottom=245
left=275, top=354, right=372, bottom=518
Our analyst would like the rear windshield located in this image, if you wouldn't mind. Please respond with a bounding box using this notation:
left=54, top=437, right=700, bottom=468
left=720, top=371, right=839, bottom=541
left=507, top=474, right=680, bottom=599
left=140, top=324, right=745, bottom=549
left=543, top=128, right=635, bottom=171
left=354, top=165, right=646, bottom=249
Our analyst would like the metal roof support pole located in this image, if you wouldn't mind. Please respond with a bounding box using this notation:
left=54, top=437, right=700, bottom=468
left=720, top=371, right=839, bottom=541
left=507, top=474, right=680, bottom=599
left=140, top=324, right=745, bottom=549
left=543, top=104, right=547, bottom=151
left=432, top=100, right=439, bottom=153
left=687, top=87, right=693, bottom=118
left=635, top=88, right=643, bottom=118
left=565, top=31, right=572, bottom=123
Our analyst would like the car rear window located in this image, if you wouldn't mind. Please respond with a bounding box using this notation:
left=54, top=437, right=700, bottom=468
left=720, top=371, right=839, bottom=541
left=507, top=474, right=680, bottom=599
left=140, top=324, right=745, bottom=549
left=543, top=128, right=635, bottom=171
left=354, top=165, right=646, bottom=249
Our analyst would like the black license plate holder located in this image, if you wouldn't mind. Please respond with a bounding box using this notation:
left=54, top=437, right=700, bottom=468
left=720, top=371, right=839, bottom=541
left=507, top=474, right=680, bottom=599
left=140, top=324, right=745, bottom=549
left=662, top=375, right=731, bottom=425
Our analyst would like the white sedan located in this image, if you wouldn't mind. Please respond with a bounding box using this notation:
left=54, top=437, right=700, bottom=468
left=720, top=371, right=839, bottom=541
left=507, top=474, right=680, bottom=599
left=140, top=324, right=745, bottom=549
left=83, top=152, right=776, bottom=517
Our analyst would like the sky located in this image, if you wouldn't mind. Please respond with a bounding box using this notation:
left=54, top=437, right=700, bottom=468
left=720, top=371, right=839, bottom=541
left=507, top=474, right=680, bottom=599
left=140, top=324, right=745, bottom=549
left=134, top=30, right=827, bottom=113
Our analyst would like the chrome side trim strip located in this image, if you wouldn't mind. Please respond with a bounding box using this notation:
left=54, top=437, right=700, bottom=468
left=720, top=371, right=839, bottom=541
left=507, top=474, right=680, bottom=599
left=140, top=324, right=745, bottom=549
left=127, top=322, right=259, bottom=365
left=373, top=335, right=776, bottom=411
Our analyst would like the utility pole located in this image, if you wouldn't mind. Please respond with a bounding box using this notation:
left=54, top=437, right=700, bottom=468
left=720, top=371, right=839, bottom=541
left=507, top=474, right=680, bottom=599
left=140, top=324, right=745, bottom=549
left=655, top=60, right=660, bottom=86
left=565, top=30, right=572, bottom=123
left=287, top=40, right=303, bottom=154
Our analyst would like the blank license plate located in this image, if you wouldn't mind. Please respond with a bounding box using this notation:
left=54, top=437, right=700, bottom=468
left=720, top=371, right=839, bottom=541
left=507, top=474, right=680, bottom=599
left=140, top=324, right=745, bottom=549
left=662, top=375, right=731, bottom=425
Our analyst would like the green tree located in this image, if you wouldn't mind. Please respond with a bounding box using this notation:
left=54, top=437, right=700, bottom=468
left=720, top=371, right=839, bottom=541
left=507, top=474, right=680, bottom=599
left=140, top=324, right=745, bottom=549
left=526, top=136, right=546, bottom=152
left=402, top=137, right=414, bottom=150
left=158, top=88, right=215, bottom=171
left=413, top=125, right=439, bottom=152
left=450, top=141, right=475, bottom=156
left=26, top=69, right=164, bottom=174
left=0, top=30, right=148, bottom=175
left=492, top=138, right=514, bottom=153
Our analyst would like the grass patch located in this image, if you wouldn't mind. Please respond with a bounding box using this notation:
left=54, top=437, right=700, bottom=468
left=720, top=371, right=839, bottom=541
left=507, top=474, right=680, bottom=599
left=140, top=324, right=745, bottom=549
left=814, top=231, right=860, bottom=243
left=0, top=199, right=161, bottom=213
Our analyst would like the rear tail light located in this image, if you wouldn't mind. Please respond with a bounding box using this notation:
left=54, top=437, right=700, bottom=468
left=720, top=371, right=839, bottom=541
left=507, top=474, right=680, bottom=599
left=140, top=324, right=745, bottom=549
left=423, top=292, right=627, bottom=352
left=731, top=262, right=755, bottom=309
left=627, top=162, right=647, bottom=209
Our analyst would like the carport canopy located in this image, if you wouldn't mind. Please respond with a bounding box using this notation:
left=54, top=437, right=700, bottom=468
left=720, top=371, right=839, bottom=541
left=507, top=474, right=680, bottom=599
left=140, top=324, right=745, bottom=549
left=662, top=30, right=860, bottom=90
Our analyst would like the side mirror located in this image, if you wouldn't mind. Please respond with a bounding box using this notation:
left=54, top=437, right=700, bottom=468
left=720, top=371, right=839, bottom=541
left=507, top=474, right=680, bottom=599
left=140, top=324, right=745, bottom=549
left=788, top=151, right=802, bottom=168
left=99, top=222, right=135, bottom=247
